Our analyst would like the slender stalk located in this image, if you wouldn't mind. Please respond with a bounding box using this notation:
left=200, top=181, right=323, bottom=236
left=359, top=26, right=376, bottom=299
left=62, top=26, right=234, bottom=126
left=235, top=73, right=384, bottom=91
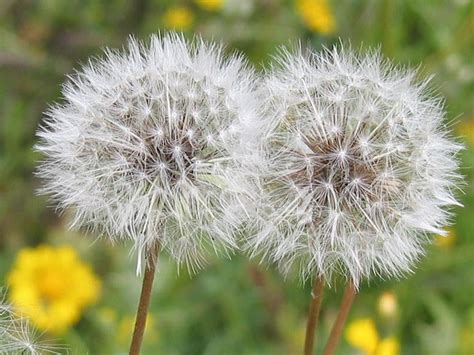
left=322, top=280, right=357, bottom=355
left=129, top=243, right=160, bottom=355
left=304, top=275, right=325, bottom=355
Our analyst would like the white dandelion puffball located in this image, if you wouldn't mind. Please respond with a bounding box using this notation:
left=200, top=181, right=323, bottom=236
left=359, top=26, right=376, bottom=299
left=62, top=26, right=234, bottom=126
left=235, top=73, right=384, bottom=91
left=248, top=46, right=462, bottom=286
left=0, top=290, right=61, bottom=354
left=36, top=33, right=257, bottom=272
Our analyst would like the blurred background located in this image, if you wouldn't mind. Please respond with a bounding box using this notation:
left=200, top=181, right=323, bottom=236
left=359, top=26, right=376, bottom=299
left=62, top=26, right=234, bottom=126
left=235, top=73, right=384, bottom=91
left=0, top=0, right=473, bottom=354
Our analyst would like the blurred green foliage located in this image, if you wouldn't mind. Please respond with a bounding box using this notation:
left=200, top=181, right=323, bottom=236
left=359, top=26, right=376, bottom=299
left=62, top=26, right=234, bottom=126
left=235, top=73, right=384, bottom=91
left=0, top=0, right=473, bottom=354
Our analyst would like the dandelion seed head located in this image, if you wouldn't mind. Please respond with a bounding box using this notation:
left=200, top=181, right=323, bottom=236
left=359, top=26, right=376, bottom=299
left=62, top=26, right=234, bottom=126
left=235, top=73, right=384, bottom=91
left=248, top=45, right=463, bottom=286
left=36, top=33, right=258, bottom=273
left=0, top=290, right=64, bottom=354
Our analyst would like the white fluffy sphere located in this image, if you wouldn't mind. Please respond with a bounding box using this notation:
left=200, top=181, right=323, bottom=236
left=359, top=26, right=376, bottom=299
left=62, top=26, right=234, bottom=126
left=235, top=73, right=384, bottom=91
left=36, top=33, right=258, bottom=272
left=247, top=46, right=462, bottom=286
left=0, top=291, right=60, bottom=354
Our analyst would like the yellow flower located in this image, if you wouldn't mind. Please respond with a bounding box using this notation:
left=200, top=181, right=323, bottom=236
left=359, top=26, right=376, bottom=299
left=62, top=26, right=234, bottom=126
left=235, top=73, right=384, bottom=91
left=163, top=6, right=194, bottom=30
left=346, top=318, right=379, bottom=354
left=377, top=291, right=398, bottom=318
left=346, top=318, right=401, bottom=355
left=296, top=0, right=335, bottom=34
left=376, top=337, right=400, bottom=355
left=7, top=245, right=101, bottom=333
left=435, top=228, right=457, bottom=249
left=195, top=0, right=223, bottom=11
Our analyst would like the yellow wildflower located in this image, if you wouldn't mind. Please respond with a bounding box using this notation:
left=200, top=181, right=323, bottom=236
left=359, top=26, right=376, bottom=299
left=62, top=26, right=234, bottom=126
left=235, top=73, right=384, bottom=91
left=376, top=337, right=400, bottom=355
left=346, top=318, right=379, bottom=354
left=163, top=6, right=194, bottom=30
left=377, top=291, right=398, bottom=318
left=346, top=318, right=401, bottom=355
left=296, top=0, right=335, bottom=34
left=435, top=228, right=457, bottom=249
left=7, top=245, right=101, bottom=333
left=195, top=0, right=223, bottom=11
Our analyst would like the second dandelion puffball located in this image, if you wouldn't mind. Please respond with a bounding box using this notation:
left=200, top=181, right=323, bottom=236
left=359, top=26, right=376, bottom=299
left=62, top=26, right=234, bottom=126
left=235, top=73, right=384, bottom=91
left=247, top=46, right=462, bottom=286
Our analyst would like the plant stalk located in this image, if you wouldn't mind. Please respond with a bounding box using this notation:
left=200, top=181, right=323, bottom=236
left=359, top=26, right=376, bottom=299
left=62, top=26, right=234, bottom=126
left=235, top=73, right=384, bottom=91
left=129, top=243, right=160, bottom=355
left=304, top=274, right=325, bottom=355
left=322, top=280, right=357, bottom=355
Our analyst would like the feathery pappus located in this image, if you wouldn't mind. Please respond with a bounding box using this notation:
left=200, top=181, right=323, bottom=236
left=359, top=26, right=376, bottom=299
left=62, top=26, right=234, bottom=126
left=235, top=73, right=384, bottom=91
left=246, top=45, right=463, bottom=286
left=36, top=33, right=258, bottom=273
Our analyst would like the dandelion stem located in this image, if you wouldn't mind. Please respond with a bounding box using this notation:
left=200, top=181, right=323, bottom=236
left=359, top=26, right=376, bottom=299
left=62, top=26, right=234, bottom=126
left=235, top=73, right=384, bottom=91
left=129, top=243, right=160, bottom=355
left=304, top=274, right=325, bottom=355
left=322, top=280, right=357, bottom=355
